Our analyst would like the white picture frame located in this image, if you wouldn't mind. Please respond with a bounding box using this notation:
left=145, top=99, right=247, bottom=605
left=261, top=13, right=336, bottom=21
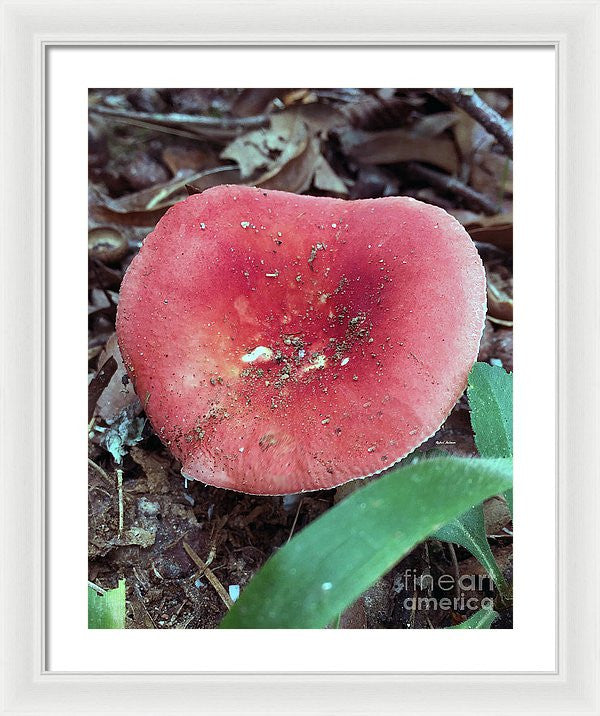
left=1, top=1, right=599, bottom=713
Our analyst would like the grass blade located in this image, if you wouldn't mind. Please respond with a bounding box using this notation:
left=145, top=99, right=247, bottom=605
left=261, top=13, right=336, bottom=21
left=88, top=579, right=126, bottom=629
left=449, top=607, right=498, bottom=629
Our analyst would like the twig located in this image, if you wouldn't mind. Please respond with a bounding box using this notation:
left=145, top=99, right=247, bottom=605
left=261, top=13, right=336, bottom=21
left=409, top=590, right=418, bottom=629
left=133, top=582, right=157, bottom=628
left=90, top=105, right=270, bottom=131
left=286, top=498, right=303, bottom=544
left=92, top=114, right=211, bottom=142
left=173, top=598, right=188, bottom=621
left=407, top=162, right=499, bottom=215
left=88, top=580, right=106, bottom=595
left=433, top=88, right=513, bottom=158
left=88, top=457, right=113, bottom=486
left=116, top=468, right=124, bottom=536
left=183, top=541, right=233, bottom=609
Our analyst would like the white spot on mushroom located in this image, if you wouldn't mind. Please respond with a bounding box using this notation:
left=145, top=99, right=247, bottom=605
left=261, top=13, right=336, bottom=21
left=340, top=357, right=350, bottom=367
left=240, top=221, right=250, bottom=228
left=241, top=346, right=274, bottom=363
left=182, top=372, right=200, bottom=389
left=300, top=354, right=327, bottom=374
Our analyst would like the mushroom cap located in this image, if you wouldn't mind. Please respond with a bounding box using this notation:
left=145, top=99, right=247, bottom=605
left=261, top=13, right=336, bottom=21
left=116, top=185, right=486, bottom=495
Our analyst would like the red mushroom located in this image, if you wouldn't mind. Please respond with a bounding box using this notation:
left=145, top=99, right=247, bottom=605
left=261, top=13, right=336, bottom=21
left=116, top=185, right=485, bottom=495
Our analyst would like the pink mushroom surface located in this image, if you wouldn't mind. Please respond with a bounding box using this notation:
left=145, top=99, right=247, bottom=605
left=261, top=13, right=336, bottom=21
left=116, top=185, right=486, bottom=494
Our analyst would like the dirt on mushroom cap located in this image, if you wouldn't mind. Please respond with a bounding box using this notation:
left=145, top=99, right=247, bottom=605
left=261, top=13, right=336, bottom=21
left=116, top=185, right=486, bottom=495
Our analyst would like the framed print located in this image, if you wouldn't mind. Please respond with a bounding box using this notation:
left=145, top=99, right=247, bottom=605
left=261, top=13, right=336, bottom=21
left=1, top=1, right=599, bottom=714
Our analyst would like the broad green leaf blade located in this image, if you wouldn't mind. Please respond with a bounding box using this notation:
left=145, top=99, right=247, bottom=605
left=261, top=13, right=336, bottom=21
left=449, top=607, right=498, bottom=629
left=433, top=504, right=510, bottom=599
left=221, top=457, right=512, bottom=629
left=88, top=579, right=126, bottom=629
left=467, top=362, right=513, bottom=458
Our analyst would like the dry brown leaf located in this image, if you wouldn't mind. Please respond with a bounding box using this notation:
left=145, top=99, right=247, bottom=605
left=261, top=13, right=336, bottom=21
left=88, top=227, right=128, bottom=264
left=282, top=89, right=315, bottom=106
left=452, top=105, right=512, bottom=202
left=88, top=288, right=118, bottom=318
left=290, top=103, right=347, bottom=136
left=468, top=223, right=513, bottom=252
left=453, top=107, right=495, bottom=161
left=411, top=111, right=459, bottom=138
left=313, top=155, right=348, bottom=196
left=115, top=527, right=156, bottom=549
left=255, top=135, right=321, bottom=194
left=486, top=267, right=513, bottom=322
left=459, top=212, right=513, bottom=252
left=89, top=166, right=241, bottom=226
left=339, top=127, right=459, bottom=174
left=221, top=113, right=308, bottom=179
left=220, top=110, right=344, bottom=195
left=470, top=153, right=513, bottom=198
left=88, top=356, right=117, bottom=422
left=95, top=333, right=142, bottom=422
left=232, top=88, right=286, bottom=117
left=448, top=209, right=486, bottom=225
left=161, top=146, right=216, bottom=175
left=130, top=446, right=172, bottom=493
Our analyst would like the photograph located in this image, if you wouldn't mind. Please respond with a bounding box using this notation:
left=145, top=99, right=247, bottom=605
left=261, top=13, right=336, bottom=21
left=87, top=86, right=513, bottom=631
left=6, top=0, right=600, bottom=710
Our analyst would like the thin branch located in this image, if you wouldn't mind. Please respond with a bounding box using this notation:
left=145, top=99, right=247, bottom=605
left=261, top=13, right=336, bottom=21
left=116, top=468, right=124, bottom=536
left=89, top=105, right=270, bottom=131
left=286, top=498, right=304, bottom=544
left=88, top=580, right=106, bottom=595
left=183, top=541, right=233, bottom=609
left=433, top=88, right=513, bottom=158
left=407, top=162, right=499, bottom=215
left=88, top=457, right=113, bottom=486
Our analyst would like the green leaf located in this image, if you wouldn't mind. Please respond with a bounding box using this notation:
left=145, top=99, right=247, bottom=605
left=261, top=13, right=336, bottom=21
left=467, top=362, right=513, bottom=458
left=449, top=607, right=498, bottom=629
left=504, top=488, right=513, bottom=518
left=433, top=504, right=510, bottom=600
left=221, top=456, right=512, bottom=629
left=88, top=579, right=126, bottom=629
